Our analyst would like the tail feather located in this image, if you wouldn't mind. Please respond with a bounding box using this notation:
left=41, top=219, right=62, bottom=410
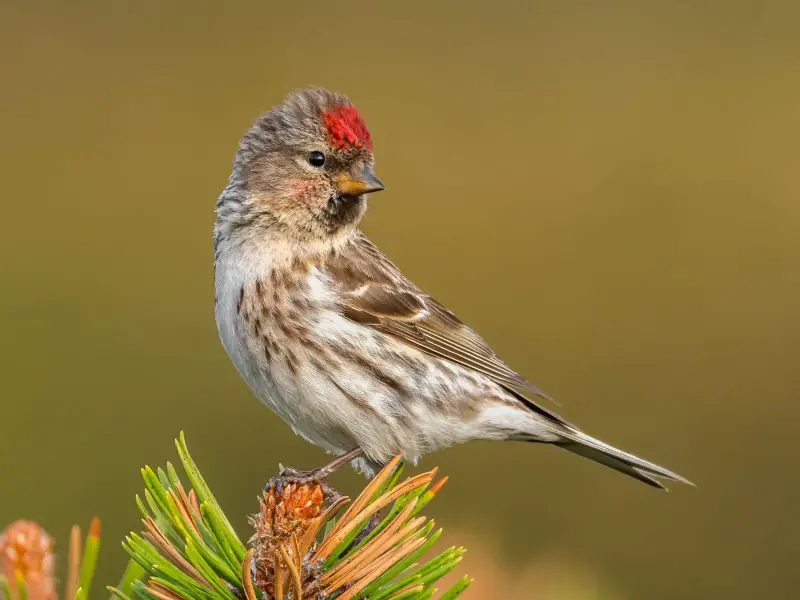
left=555, top=429, right=694, bottom=490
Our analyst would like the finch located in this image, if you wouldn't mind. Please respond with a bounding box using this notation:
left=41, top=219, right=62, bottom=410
left=214, top=87, right=691, bottom=489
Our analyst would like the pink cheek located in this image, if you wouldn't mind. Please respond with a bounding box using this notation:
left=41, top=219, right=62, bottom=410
left=290, top=180, right=327, bottom=204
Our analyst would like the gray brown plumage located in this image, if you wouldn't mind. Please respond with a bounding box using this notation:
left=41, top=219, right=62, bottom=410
left=214, top=87, right=692, bottom=489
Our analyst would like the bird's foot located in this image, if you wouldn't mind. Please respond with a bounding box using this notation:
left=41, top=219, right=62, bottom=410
left=263, top=448, right=365, bottom=494
left=263, top=468, right=331, bottom=496
left=278, top=466, right=326, bottom=485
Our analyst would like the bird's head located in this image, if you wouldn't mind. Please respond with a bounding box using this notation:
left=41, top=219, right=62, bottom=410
left=216, top=88, right=383, bottom=249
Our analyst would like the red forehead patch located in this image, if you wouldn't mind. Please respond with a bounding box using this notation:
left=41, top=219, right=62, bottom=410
left=323, top=105, right=372, bottom=150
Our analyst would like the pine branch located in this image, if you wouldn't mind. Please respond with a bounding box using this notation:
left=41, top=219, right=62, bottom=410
left=112, top=433, right=472, bottom=600
left=1, top=433, right=473, bottom=600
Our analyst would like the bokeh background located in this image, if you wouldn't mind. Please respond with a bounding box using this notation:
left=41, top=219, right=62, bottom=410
left=2, top=1, right=798, bottom=598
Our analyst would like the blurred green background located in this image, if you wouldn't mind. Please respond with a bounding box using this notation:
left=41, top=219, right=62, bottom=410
left=1, top=1, right=798, bottom=598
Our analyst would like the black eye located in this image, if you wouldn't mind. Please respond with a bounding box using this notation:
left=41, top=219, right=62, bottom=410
left=308, top=151, right=326, bottom=167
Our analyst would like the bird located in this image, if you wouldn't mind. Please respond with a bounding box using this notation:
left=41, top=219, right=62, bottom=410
left=214, top=87, right=692, bottom=490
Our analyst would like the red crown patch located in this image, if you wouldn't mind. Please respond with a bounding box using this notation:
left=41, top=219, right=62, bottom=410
left=323, top=105, right=372, bottom=150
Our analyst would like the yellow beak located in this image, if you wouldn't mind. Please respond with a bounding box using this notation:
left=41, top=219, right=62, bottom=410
left=335, top=165, right=385, bottom=196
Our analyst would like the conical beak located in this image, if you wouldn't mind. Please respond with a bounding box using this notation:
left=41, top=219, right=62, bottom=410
left=335, top=165, right=385, bottom=196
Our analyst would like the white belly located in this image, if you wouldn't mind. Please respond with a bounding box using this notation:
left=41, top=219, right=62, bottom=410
left=214, top=246, right=551, bottom=467
left=215, top=258, right=345, bottom=454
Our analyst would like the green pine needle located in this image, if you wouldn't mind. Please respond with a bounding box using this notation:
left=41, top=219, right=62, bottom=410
left=109, top=560, right=146, bottom=600
left=118, top=434, right=471, bottom=600
left=77, top=520, right=102, bottom=600
left=14, top=573, right=27, bottom=600
left=0, top=575, right=13, bottom=600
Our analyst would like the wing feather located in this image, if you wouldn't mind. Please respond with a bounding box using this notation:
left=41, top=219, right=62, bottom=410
left=329, top=233, right=556, bottom=409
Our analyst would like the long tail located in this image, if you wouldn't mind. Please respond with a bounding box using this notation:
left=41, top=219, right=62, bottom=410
left=553, top=428, right=694, bottom=490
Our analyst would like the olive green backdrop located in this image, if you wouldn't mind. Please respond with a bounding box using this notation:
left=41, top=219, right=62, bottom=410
left=1, top=2, right=797, bottom=599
